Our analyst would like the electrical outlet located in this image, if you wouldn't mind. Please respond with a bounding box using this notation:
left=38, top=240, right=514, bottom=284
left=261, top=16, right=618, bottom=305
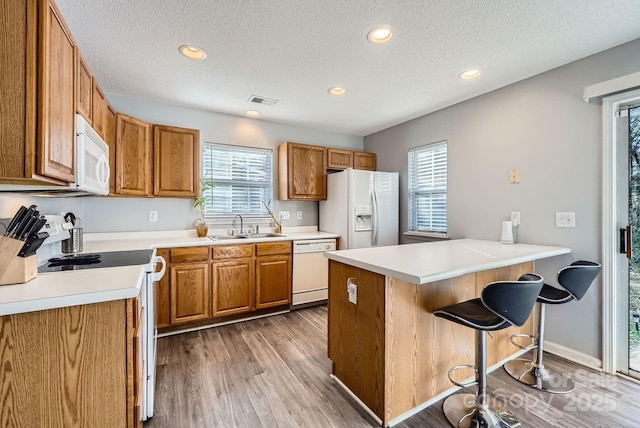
left=296, top=210, right=303, bottom=220
left=279, top=211, right=290, bottom=220
left=511, top=212, right=520, bottom=227
left=509, top=169, right=520, bottom=184
left=148, top=211, right=158, bottom=222
left=347, top=278, right=357, bottom=305
left=555, top=212, right=575, bottom=228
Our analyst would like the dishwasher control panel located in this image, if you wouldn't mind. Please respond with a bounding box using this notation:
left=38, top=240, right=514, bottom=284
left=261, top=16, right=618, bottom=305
left=293, top=239, right=337, bottom=253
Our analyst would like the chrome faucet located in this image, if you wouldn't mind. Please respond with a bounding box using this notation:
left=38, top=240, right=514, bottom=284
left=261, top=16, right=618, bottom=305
left=232, top=214, right=244, bottom=235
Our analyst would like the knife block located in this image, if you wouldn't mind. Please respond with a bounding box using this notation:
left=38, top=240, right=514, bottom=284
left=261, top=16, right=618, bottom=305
left=0, top=236, right=37, bottom=285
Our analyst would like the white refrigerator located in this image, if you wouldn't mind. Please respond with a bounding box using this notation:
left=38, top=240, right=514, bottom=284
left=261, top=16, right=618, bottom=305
left=320, top=169, right=399, bottom=249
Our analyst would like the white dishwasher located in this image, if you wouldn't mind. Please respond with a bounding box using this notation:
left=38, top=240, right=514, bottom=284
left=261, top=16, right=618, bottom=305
left=292, top=239, right=337, bottom=307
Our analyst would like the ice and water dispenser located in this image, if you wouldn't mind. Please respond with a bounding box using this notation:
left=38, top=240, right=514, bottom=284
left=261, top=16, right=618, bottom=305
left=354, top=205, right=372, bottom=231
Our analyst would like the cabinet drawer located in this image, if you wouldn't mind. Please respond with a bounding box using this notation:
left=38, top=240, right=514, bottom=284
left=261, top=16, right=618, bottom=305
left=170, top=246, right=209, bottom=263
left=213, top=244, right=254, bottom=259
left=256, top=241, right=291, bottom=256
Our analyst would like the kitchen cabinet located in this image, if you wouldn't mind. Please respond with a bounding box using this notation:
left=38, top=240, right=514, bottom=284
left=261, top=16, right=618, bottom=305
left=255, top=242, right=292, bottom=309
left=153, top=125, right=199, bottom=197
left=327, top=148, right=353, bottom=170
left=211, top=244, right=255, bottom=317
left=327, top=148, right=377, bottom=171
left=278, top=142, right=327, bottom=200
left=169, top=247, right=210, bottom=325
left=115, top=113, right=152, bottom=196
left=92, top=79, right=107, bottom=139
left=0, top=299, right=138, bottom=427
left=353, top=151, right=377, bottom=170
left=76, top=50, right=93, bottom=123
left=159, top=242, right=292, bottom=332
left=105, top=104, right=117, bottom=194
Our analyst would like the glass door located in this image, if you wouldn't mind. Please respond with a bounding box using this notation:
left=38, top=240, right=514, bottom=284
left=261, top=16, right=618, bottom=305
left=628, top=106, right=640, bottom=377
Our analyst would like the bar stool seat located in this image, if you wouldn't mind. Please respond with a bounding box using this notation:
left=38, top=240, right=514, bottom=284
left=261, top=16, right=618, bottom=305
left=434, top=273, right=543, bottom=428
left=504, top=260, right=601, bottom=394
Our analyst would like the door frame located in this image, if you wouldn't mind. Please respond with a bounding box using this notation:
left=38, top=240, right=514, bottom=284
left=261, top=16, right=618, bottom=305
left=602, top=88, right=640, bottom=374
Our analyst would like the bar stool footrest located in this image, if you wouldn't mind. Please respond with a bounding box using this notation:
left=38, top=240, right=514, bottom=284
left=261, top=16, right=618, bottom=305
left=447, top=364, right=478, bottom=388
left=509, top=333, right=537, bottom=351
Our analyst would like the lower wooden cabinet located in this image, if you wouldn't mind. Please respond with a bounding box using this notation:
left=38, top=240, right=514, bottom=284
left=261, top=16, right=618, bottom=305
left=158, top=242, right=292, bottom=331
left=212, top=257, right=255, bottom=317
left=170, top=262, right=210, bottom=324
left=256, top=255, right=292, bottom=309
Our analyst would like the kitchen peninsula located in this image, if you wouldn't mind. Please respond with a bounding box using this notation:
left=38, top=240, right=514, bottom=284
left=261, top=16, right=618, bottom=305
left=325, top=239, right=570, bottom=426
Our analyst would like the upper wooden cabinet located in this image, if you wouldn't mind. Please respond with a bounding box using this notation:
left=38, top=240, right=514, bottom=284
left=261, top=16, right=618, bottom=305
left=105, top=104, right=117, bottom=194
left=115, top=113, right=152, bottom=196
left=354, top=151, right=376, bottom=171
left=327, top=148, right=377, bottom=171
left=327, top=148, right=354, bottom=170
left=153, top=125, right=199, bottom=197
left=76, top=50, right=92, bottom=123
left=278, top=142, right=327, bottom=201
left=91, top=79, right=107, bottom=139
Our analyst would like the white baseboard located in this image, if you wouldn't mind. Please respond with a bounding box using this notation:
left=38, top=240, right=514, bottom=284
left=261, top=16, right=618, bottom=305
left=544, top=341, right=603, bottom=371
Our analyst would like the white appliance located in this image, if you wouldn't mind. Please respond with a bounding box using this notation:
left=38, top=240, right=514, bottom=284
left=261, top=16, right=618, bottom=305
left=142, top=253, right=166, bottom=421
left=320, top=169, right=399, bottom=249
left=292, top=239, right=336, bottom=307
left=74, top=113, right=110, bottom=195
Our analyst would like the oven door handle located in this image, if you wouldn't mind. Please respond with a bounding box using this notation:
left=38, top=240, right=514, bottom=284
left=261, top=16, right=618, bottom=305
left=151, top=256, right=166, bottom=282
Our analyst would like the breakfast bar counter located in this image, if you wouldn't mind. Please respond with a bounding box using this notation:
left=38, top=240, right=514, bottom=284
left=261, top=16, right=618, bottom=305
left=324, top=239, right=570, bottom=426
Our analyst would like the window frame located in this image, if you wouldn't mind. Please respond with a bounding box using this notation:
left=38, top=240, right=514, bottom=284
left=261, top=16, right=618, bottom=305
left=406, top=140, right=448, bottom=237
left=200, top=142, right=274, bottom=221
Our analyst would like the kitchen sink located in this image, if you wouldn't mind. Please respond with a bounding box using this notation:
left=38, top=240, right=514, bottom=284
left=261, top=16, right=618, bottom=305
left=207, top=233, right=286, bottom=241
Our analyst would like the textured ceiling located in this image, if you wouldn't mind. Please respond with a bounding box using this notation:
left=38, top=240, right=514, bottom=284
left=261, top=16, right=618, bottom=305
left=55, top=0, right=640, bottom=136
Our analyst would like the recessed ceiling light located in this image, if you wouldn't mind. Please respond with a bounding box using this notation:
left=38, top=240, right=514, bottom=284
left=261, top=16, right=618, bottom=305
left=245, top=110, right=260, bottom=117
left=367, top=26, right=393, bottom=44
left=178, top=45, right=206, bottom=60
left=458, top=68, right=481, bottom=80
left=328, top=86, right=347, bottom=96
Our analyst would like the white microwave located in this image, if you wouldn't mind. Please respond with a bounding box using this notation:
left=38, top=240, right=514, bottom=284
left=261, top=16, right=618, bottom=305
left=74, top=113, right=110, bottom=195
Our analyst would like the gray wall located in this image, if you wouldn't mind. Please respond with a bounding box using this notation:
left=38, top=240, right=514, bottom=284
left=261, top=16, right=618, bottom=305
left=364, top=38, right=640, bottom=360
left=0, top=98, right=363, bottom=232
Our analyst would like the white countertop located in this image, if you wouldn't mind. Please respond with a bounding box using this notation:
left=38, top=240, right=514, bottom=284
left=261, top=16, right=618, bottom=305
left=324, top=239, right=571, bottom=284
left=0, top=227, right=339, bottom=316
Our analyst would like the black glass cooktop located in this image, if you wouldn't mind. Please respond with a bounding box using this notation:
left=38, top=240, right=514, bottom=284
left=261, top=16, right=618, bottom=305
left=38, top=249, right=154, bottom=273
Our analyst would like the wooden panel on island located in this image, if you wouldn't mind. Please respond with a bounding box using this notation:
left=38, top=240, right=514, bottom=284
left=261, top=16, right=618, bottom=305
left=328, top=259, right=537, bottom=425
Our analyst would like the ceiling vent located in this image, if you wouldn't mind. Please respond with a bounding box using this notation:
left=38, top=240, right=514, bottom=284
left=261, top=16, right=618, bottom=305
left=248, top=95, right=279, bottom=106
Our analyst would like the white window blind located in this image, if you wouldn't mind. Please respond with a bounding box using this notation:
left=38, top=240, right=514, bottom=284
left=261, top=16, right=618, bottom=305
left=202, top=143, right=273, bottom=218
left=408, top=140, right=447, bottom=233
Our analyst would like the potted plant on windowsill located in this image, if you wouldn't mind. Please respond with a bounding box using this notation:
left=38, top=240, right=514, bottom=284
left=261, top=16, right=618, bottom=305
left=193, top=178, right=213, bottom=237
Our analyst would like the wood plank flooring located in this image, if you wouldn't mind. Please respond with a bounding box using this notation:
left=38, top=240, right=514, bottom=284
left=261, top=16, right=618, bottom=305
left=147, top=305, right=640, bottom=427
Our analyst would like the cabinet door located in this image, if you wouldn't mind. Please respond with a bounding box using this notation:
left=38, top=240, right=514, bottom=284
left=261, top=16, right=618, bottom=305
left=38, top=0, right=75, bottom=182
left=256, top=255, right=292, bottom=309
left=153, top=125, right=199, bottom=197
left=115, top=113, right=152, bottom=195
left=155, top=249, right=171, bottom=329
left=353, top=151, right=376, bottom=171
left=105, top=103, right=117, bottom=194
left=91, top=79, right=106, bottom=139
left=327, top=148, right=353, bottom=170
left=170, top=262, right=210, bottom=324
left=278, top=142, right=327, bottom=200
left=76, top=50, right=92, bottom=123
left=212, top=258, right=255, bottom=317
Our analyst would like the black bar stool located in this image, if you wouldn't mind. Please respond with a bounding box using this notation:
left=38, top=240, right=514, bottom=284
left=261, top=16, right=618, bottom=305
left=504, top=260, right=601, bottom=393
left=434, top=273, right=543, bottom=428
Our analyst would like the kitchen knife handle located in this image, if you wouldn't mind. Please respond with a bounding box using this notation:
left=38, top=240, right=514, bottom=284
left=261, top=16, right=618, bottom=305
left=5, top=206, right=28, bottom=237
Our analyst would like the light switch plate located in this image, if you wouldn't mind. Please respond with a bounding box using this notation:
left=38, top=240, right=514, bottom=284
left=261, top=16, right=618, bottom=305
left=509, top=169, right=520, bottom=184
left=279, top=211, right=290, bottom=220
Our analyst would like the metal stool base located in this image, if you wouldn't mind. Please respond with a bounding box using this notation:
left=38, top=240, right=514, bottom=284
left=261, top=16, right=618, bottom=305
left=504, top=359, right=575, bottom=394
left=442, top=393, right=521, bottom=428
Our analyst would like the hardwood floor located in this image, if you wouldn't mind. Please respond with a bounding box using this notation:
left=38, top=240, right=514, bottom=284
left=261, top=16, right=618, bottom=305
left=147, top=305, right=640, bottom=427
